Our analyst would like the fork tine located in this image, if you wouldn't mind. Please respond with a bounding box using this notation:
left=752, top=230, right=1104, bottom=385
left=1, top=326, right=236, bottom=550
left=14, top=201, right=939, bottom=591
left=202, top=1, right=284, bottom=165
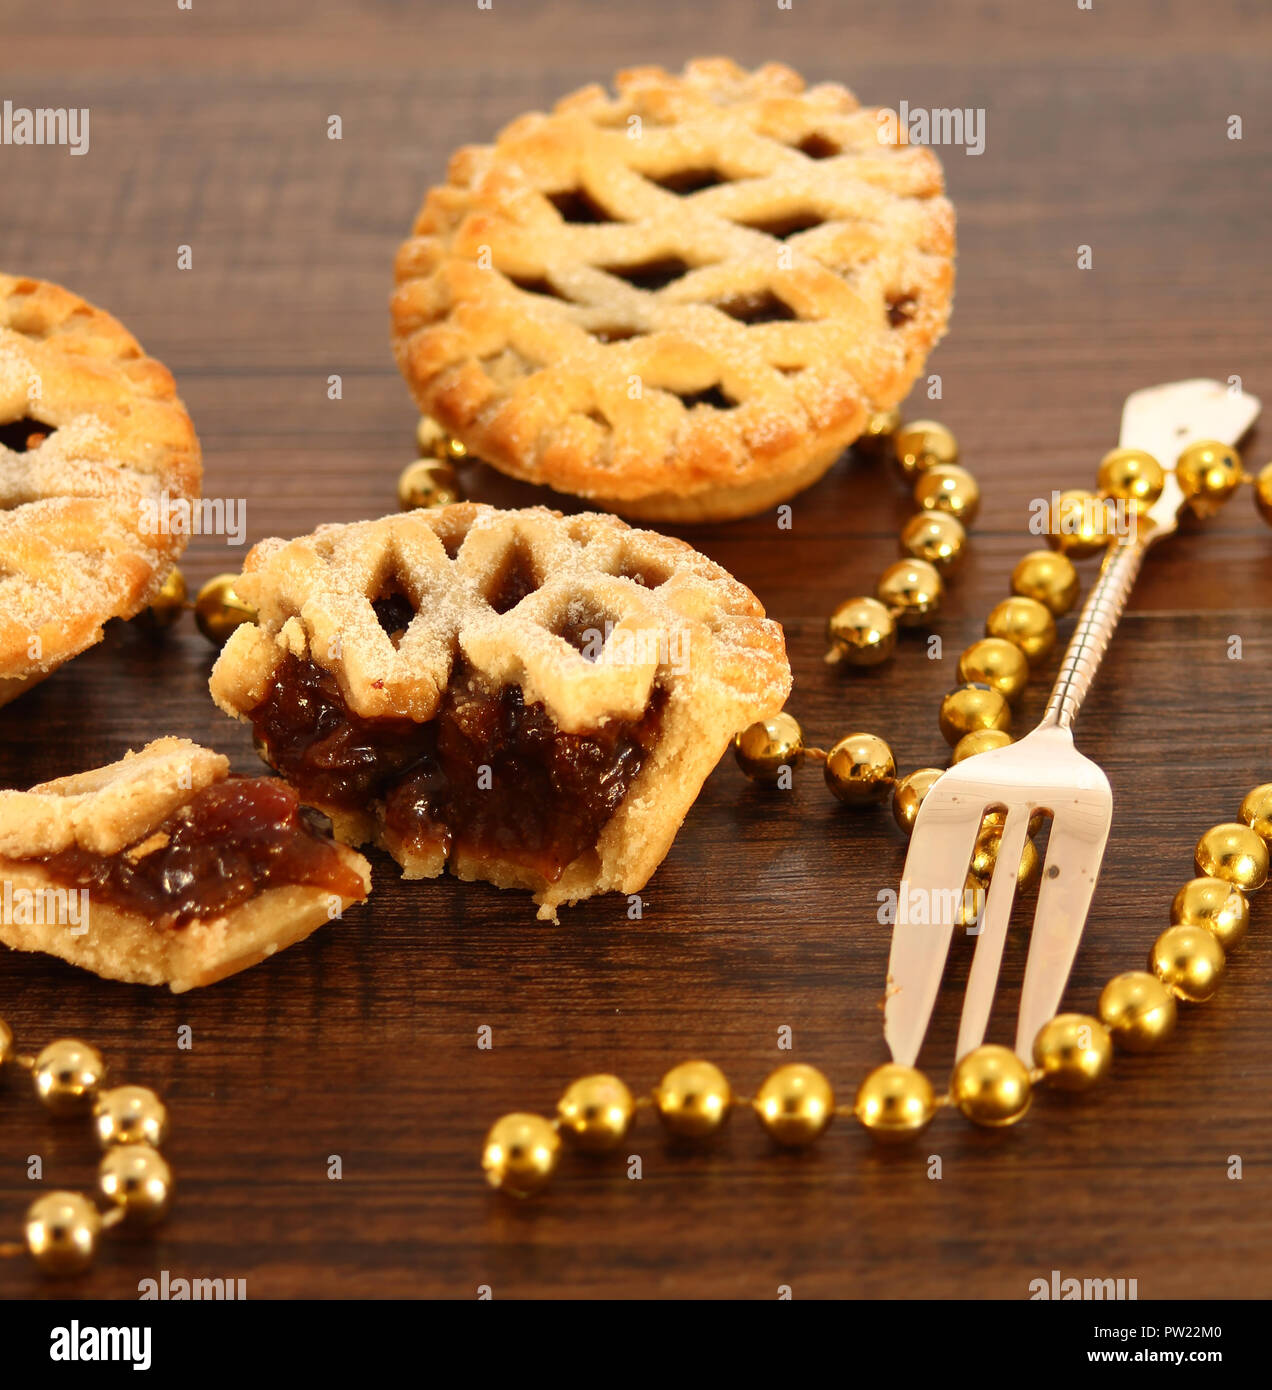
left=1013, top=802, right=1111, bottom=1062
left=955, top=809, right=1032, bottom=1062
left=885, top=787, right=984, bottom=1068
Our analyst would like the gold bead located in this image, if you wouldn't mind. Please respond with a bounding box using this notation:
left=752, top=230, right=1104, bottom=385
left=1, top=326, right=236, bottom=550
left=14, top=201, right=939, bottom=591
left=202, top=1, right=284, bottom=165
left=1096, top=448, right=1165, bottom=507
left=913, top=463, right=979, bottom=523
left=755, top=1063, right=835, bottom=1147
left=1011, top=549, right=1079, bottom=616
left=1032, top=1014, right=1113, bottom=1091
left=93, top=1085, right=170, bottom=1149
left=892, top=767, right=944, bottom=836
left=1171, top=877, right=1249, bottom=950
left=481, top=1113, right=561, bottom=1197
left=854, top=1063, right=935, bottom=1140
left=950, top=1044, right=1032, bottom=1126
left=0, top=1016, right=12, bottom=1067
left=1047, top=488, right=1113, bottom=559
left=653, top=1061, right=732, bottom=1138
left=1239, top=783, right=1272, bottom=844
left=953, top=872, right=988, bottom=929
left=824, top=732, right=896, bottom=805
left=858, top=405, right=902, bottom=453
left=733, top=713, right=804, bottom=782
left=968, top=817, right=1015, bottom=883
left=98, top=1144, right=173, bottom=1225
left=1253, top=461, right=1272, bottom=525
left=397, top=458, right=460, bottom=511
left=143, top=566, right=187, bottom=628
left=194, top=574, right=257, bottom=646
left=877, top=558, right=943, bottom=626
left=416, top=415, right=446, bottom=457
left=1021, top=838, right=1042, bottom=890
left=444, top=435, right=468, bottom=461
left=1150, top=924, right=1225, bottom=1002
left=24, top=1192, right=101, bottom=1276
left=899, top=512, right=966, bottom=573
left=556, top=1074, right=635, bottom=1153
left=892, top=418, right=958, bottom=479
left=958, top=638, right=1029, bottom=704
left=34, top=1039, right=106, bottom=1115
left=986, top=596, right=1056, bottom=665
left=1098, top=971, right=1177, bottom=1051
left=1195, top=822, right=1269, bottom=891
left=825, top=596, right=896, bottom=667
left=952, top=728, right=1013, bottom=763
left=938, top=684, right=1011, bottom=747
left=1176, top=439, right=1243, bottom=517
left=968, top=813, right=1041, bottom=887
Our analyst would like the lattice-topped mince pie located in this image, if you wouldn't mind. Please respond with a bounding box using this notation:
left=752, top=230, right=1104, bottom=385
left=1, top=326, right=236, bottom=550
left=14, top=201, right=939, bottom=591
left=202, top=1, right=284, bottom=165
left=0, top=273, right=202, bottom=707
left=0, top=739, right=371, bottom=991
left=208, top=504, right=791, bottom=918
left=392, top=58, right=954, bottom=522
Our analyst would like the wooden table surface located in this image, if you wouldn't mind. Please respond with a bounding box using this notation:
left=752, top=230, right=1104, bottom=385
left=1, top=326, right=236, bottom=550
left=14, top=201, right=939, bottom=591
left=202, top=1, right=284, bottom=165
left=2, top=0, right=1270, bottom=1300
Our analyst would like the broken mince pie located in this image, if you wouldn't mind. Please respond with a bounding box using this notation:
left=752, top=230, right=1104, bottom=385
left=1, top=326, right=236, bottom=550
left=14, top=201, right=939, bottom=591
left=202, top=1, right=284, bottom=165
left=0, top=274, right=202, bottom=707
left=392, top=57, right=954, bottom=522
left=0, top=738, right=370, bottom=991
left=208, top=504, right=791, bottom=918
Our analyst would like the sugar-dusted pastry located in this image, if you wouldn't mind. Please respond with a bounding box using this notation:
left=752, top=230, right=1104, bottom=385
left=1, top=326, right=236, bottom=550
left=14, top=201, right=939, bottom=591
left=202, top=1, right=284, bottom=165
left=209, top=504, right=791, bottom=918
left=392, top=57, right=954, bottom=521
left=0, top=739, right=370, bottom=991
left=0, top=273, right=202, bottom=707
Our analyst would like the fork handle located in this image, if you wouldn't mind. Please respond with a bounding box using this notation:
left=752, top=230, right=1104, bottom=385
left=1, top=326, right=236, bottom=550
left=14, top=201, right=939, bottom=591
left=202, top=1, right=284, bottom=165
left=1042, top=537, right=1147, bottom=730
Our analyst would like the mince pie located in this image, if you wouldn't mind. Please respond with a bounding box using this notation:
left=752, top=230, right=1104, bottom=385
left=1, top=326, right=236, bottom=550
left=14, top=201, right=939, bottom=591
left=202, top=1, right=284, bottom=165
left=208, top=504, right=791, bottom=918
left=392, top=57, right=954, bottom=522
left=0, top=738, right=370, bottom=991
left=0, top=273, right=202, bottom=707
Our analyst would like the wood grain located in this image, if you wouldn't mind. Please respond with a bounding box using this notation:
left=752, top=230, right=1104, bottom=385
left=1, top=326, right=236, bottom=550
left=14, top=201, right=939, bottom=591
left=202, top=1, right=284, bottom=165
left=0, top=0, right=1269, bottom=1300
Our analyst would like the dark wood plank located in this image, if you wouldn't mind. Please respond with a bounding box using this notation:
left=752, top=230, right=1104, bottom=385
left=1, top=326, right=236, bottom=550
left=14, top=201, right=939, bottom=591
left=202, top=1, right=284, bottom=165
left=1, top=0, right=1270, bottom=1300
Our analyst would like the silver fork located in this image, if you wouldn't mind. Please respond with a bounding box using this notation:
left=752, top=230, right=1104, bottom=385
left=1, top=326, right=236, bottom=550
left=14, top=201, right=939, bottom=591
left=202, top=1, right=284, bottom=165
left=884, top=379, right=1261, bottom=1068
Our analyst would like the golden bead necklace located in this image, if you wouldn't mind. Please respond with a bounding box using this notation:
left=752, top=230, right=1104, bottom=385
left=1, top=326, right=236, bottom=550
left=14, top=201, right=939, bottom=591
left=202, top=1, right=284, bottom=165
left=0, top=1030, right=173, bottom=1274
left=481, top=781, right=1270, bottom=1197
left=734, top=420, right=1271, bottom=827
left=823, top=411, right=983, bottom=669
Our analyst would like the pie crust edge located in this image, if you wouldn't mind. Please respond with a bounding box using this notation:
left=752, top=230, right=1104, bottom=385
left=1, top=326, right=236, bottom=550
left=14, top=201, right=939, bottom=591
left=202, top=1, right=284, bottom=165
left=0, top=273, right=203, bottom=706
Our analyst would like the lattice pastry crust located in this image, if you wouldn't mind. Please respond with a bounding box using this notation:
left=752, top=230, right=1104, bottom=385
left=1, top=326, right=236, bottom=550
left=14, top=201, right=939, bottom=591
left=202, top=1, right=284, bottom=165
left=0, top=738, right=371, bottom=991
left=0, top=274, right=202, bottom=707
left=209, top=503, right=791, bottom=917
left=392, top=57, right=954, bottom=521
